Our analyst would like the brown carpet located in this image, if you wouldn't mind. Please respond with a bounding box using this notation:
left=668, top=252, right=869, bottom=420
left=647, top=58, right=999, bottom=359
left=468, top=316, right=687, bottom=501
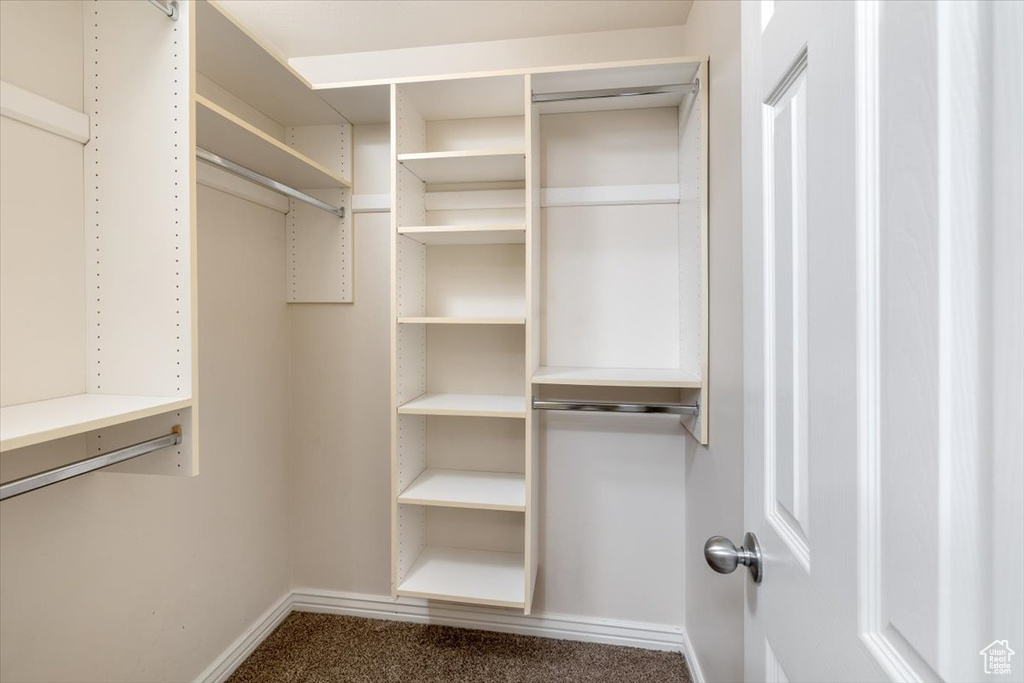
left=227, top=612, right=692, bottom=683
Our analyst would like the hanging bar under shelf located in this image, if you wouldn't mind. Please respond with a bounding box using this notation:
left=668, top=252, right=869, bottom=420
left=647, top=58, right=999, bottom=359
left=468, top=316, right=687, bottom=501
left=532, top=82, right=699, bottom=104
left=196, top=148, right=345, bottom=219
left=0, top=428, right=181, bottom=502
left=532, top=398, right=699, bottom=417
left=148, top=0, right=179, bottom=21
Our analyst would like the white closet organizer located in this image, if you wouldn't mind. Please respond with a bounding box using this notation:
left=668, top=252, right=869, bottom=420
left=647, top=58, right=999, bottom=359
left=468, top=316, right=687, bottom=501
left=0, top=0, right=196, bottom=476
left=388, top=59, right=708, bottom=613
left=193, top=0, right=354, bottom=304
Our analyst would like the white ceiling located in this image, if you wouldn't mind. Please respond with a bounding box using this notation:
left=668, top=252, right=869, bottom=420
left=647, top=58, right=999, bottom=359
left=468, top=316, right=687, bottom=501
left=217, top=0, right=693, bottom=59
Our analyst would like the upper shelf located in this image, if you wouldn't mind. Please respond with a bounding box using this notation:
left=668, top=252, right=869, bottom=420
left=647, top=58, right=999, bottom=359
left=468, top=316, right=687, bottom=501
left=0, top=394, right=191, bottom=453
left=398, top=150, right=526, bottom=184
left=531, top=366, right=701, bottom=389
left=195, top=0, right=346, bottom=127
left=196, top=95, right=350, bottom=189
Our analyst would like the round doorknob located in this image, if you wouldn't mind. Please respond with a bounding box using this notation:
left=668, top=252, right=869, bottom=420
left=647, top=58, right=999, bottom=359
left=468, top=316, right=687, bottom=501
left=704, top=532, right=762, bottom=583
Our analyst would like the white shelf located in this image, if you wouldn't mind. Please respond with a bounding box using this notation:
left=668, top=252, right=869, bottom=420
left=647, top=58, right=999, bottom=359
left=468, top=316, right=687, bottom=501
left=195, top=0, right=344, bottom=127
left=397, top=150, right=526, bottom=184
left=531, top=366, right=702, bottom=388
left=398, top=394, right=526, bottom=419
left=398, top=317, right=525, bottom=326
left=0, top=394, right=191, bottom=453
left=196, top=95, right=350, bottom=189
left=398, top=469, right=525, bottom=511
left=397, top=547, right=525, bottom=608
left=398, top=225, right=526, bottom=246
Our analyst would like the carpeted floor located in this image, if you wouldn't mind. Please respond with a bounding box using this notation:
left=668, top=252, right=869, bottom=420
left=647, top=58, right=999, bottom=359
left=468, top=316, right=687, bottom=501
left=227, top=612, right=692, bottom=683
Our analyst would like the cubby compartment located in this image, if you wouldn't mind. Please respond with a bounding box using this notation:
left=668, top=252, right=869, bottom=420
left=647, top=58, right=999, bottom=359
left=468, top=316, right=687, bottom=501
left=395, top=505, right=526, bottom=608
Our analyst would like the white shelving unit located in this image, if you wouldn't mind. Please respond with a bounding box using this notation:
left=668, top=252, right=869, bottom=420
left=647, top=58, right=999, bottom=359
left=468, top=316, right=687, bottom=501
left=532, top=366, right=702, bottom=389
left=391, top=74, right=536, bottom=612
left=0, top=0, right=198, bottom=474
left=194, top=0, right=354, bottom=304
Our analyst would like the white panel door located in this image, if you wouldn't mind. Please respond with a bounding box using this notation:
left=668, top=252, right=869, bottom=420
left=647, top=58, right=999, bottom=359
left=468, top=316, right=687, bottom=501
left=739, top=1, right=1023, bottom=682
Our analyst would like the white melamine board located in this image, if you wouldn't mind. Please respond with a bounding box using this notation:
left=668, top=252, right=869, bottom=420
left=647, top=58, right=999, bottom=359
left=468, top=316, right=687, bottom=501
left=288, top=123, right=351, bottom=186
left=286, top=189, right=352, bottom=303
left=0, top=118, right=85, bottom=407
left=398, top=317, right=525, bottom=325
left=426, top=325, right=525, bottom=396
left=0, top=80, right=89, bottom=143
left=525, top=76, right=541, bottom=614
left=532, top=366, right=701, bottom=388
left=0, top=394, right=191, bottom=453
left=399, top=225, right=525, bottom=245
left=315, top=83, right=391, bottom=125
left=394, top=87, right=426, bottom=156
left=426, top=244, right=525, bottom=318
left=398, top=150, right=526, bottom=184
left=396, top=237, right=426, bottom=317
left=395, top=504, right=426, bottom=585
left=353, top=194, right=390, bottom=213
left=399, top=75, right=526, bottom=121
left=396, top=325, right=426, bottom=405
left=196, top=96, right=349, bottom=189
left=398, top=469, right=526, bottom=511
left=195, top=0, right=343, bottom=127
left=531, top=62, right=700, bottom=96
left=426, top=117, right=524, bottom=154
left=425, top=189, right=524, bottom=211
left=423, top=185, right=684, bottom=210
left=543, top=204, right=682, bottom=369
left=396, top=166, right=426, bottom=226
left=396, top=415, right=426, bottom=495
left=398, top=394, right=526, bottom=419
left=85, top=0, right=193, bottom=399
left=542, top=184, right=680, bottom=207
left=426, top=507, right=525, bottom=553
left=541, top=108, right=679, bottom=188
left=536, top=92, right=688, bottom=116
left=397, top=546, right=525, bottom=608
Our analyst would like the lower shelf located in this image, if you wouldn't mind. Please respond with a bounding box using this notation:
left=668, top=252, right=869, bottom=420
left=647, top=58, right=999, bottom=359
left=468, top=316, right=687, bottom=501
left=0, top=393, right=191, bottom=452
left=398, top=393, right=526, bottom=418
left=397, top=546, right=525, bottom=609
left=531, top=366, right=701, bottom=388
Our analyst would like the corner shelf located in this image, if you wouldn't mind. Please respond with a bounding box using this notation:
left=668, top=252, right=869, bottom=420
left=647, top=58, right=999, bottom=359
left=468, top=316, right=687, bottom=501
left=398, top=225, right=526, bottom=246
left=195, top=0, right=344, bottom=127
left=397, top=394, right=526, bottom=419
left=398, top=469, right=525, bottom=511
left=0, top=394, right=191, bottom=453
left=196, top=95, right=350, bottom=189
left=397, top=150, right=526, bottom=184
left=531, top=366, right=702, bottom=389
left=398, top=317, right=525, bottom=325
left=397, top=547, right=525, bottom=609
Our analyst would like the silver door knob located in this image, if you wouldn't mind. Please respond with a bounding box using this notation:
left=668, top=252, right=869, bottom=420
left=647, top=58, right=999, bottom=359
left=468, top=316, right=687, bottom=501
left=704, top=532, right=762, bottom=583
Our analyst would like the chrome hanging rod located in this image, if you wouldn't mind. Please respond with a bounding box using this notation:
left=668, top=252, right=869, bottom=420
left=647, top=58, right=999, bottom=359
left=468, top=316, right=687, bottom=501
left=532, top=398, right=699, bottom=417
left=196, top=148, right=346, bottom=219
left=532, top=82, right=698, bottom=105
left=0, top=428, right=181, bottom=502
left=148, top=0, right=179, bottom=21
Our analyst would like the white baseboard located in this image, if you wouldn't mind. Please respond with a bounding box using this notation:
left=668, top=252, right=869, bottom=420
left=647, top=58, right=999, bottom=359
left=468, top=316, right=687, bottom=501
left=194, top=592, right=292, bottom=683
left=198, top=589, right=700, bottom=682
left=680, top=627, right=706, bottom=683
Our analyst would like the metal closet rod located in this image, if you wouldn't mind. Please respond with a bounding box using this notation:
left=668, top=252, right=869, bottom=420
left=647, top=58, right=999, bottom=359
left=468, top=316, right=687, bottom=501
left=532, top=82, right=699, bottom=105
left=195, top=148, right=346, bottom=219
left=0, top=428, right=182, bottom=502
left=532, top=398, right=699, bottom=417
left=148, top=0, right=179, bottom=21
